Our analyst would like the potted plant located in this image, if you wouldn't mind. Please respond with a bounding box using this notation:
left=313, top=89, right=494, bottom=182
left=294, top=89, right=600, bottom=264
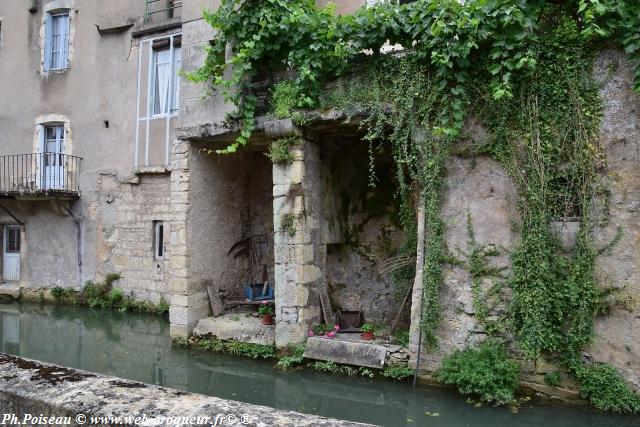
left=258, top=302, right=275, bottom=325
left=361, top=323, right=375, bottom=341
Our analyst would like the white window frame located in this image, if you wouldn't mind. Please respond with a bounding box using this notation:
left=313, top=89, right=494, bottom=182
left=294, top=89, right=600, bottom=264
left=44, top=10, right=70, bottom=72
left=150, top=35, right=181, bottom=117
left=153, top=221, right=164, bottom=260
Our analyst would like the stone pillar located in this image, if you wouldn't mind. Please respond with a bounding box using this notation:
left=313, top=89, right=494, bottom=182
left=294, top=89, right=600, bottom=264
left=168, top=140, right=208, bottom=338
left=273, top=139, right=325, bottom=348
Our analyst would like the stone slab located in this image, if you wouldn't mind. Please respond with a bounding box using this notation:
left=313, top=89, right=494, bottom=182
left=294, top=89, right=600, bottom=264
left=192, top=314, right=275, bottom=346
left=303, top=337, right=387, bottom=369
left=0, top=353, right=373, bottom=427
left=0, top=284, right=21, bottom=300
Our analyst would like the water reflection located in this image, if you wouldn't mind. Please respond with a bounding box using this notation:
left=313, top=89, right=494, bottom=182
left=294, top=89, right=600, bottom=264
left=0, top=302, right=638, bottom=427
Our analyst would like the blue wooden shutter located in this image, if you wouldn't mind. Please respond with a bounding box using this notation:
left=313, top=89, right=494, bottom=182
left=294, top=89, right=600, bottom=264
left=61, top=13, right=70, bottom=69
left=43, top=13, right=52, bottom=72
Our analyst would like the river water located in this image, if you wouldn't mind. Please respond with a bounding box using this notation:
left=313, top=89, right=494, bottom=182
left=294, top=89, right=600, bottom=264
left=0, top=302, right=637, bottom=427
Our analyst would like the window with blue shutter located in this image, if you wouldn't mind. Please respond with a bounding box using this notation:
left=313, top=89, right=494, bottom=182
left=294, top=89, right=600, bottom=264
left=44, top=11, right=70, bottom=71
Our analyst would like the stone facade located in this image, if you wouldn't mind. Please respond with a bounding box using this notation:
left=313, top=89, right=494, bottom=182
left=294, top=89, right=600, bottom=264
left=94, top=171, right=172, bottom=302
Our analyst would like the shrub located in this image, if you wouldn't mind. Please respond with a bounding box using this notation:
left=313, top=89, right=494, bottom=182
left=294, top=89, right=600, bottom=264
left=382, top=364, right=414, bottom=381
left=51, top=286, right=75, bottom=302
left=544, top=371, right=561, bottom=387
left=108, top=288, right=125, bottom=306
left=436, top=342, right=520, bottom=406
left=266, top=135, right=303, bottom=163
left=575, top=363, right=640, bottom=414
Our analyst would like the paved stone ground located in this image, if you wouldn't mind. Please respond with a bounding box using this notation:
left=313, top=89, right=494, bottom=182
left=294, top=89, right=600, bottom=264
left=0, top=353, right=373, bottom=427
left=192, top=310, right=276, bottom=346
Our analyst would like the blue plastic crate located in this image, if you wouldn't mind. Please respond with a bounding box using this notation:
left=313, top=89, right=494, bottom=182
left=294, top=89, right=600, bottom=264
left=245, top=283, right=274, bottom=301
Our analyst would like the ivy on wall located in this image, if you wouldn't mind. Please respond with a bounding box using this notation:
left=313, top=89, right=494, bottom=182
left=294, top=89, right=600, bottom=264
left=191, top=0, right=640, bottom=412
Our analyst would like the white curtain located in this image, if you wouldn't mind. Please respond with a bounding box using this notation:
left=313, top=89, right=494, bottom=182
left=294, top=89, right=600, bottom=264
left=60, top=14, right=69, bottom=68
left=155, top=49, right=171, bottom=114
left=171, top=46, right=182, bottom=112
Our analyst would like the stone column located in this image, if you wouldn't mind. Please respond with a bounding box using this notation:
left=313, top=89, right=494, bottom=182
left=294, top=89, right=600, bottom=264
left=273, top=139, right=325, bottom=348
left=168, top=140, right=208, bottom=338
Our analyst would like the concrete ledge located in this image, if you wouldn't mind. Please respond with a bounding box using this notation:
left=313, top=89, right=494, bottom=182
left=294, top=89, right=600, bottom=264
left=0, top=353, right=372, bottom=427
left=304, top=337, right=387, bottom=369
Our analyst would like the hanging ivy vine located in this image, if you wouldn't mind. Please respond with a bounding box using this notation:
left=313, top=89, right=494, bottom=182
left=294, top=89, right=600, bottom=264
left=191, top=0, right=640, bottom=413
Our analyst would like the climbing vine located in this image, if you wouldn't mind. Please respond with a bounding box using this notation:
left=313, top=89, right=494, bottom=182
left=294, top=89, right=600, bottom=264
left=192, top=0, right=640, bottom=412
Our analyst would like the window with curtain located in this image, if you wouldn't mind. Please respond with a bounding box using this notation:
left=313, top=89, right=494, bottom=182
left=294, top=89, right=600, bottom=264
left=44, top=11, right=70, bottom=71
left=152, top=36, right=181, bottom=116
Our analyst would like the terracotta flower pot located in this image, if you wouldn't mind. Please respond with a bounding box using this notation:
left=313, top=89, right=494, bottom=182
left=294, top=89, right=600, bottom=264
left=361, top=331, right=375, bottom=341
left=262, top=314, right=274, bottom=325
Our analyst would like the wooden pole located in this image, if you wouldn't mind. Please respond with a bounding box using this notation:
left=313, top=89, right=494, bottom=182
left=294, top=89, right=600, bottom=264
left=410, top=190, right=426, bottom=385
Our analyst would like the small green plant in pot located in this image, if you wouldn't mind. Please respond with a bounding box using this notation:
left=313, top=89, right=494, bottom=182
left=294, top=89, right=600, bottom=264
left=258, top=302, right=275, bottom=325
left=361, top=323, right=375, bottom=341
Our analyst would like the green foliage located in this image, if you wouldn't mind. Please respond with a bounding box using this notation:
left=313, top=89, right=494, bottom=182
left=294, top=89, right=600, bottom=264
left=382, top=364, right=414, bottom=381
left=50, top=286, right=75, bottom=303
left=464, top=213, right=505, bottom=334
left=281, top=213, right=297, bottom=237
left=49, top=276, right=169, bottom=316
left=392, top=329, right=410, bottom=347
left=276, top=344, right=306, bottom=370
left=266, top=135, right=304, bottom=163
left=196, top=337, right=277, bottom=359
left=436, top=342, right=520, bottom=406
left=309, top=361, right=374, bottom=378
left=271, top=81, right=301, bottom=119
left=579, top=0, right=640, bottom=91
left=193, top=0, right=638, bottom=152
left=360, top=323, right=375, bottom=332
left=544, top=371, right=562, bottom=387
left=477, top=20, right=604, bottom=360
left=573, top=362, right=640, bottom=414
left=258, top=302, right=274, bottom=315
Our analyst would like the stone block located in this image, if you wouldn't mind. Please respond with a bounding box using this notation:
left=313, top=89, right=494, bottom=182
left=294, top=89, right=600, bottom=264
left=304, top=337, right=387, bottom=369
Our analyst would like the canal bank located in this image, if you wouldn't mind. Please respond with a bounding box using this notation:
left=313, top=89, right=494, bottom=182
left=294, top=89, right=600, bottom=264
left=0, top=302, right=638, bottom=427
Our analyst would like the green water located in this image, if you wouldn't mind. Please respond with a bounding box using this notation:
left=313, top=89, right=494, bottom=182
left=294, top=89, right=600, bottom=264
left=0, top=302, right=637, bottom=427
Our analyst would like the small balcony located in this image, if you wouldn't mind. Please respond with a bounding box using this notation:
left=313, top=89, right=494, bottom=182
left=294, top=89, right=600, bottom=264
left=0, top=154, right=82, bottom=200
left=144, top=0, right=182, bottom=24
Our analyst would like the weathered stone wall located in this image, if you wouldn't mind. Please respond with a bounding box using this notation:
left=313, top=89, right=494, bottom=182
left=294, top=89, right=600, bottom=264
left=413, top=154, right=520, bottom=371
left=94, top=172, right=172, bottom=303
left=408, top=50, right=640, bottom=395
left=0, top=353, right=370, bottom=427
left=589, top=50, right=640, bottom=390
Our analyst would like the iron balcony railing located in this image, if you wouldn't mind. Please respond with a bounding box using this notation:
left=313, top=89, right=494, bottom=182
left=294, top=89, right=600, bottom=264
left=0, top=153, right=82, bottom=198
left=144, top=0, right=182, bottom=24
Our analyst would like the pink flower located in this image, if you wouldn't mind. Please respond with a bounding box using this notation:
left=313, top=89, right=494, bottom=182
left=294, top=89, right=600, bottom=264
left=308, top=330, right=315, bottom=337
left=326, top=331, right=336, bottom=338
left=334, top=324, right=341, bottom=332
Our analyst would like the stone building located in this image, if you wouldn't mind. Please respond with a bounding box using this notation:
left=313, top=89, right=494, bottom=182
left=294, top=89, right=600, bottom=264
left=0, top=0, right=638, bottom=395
